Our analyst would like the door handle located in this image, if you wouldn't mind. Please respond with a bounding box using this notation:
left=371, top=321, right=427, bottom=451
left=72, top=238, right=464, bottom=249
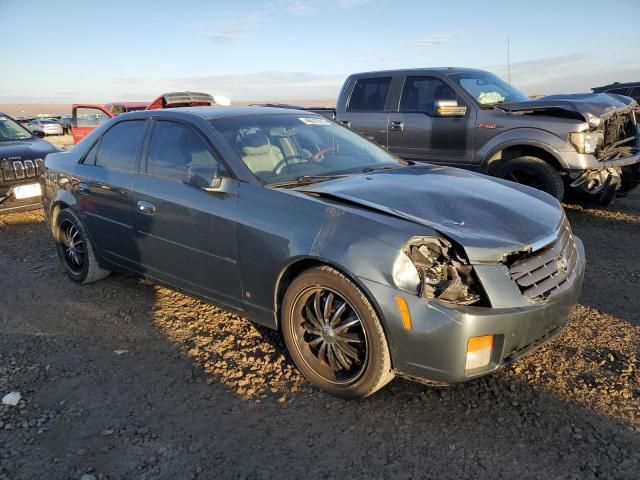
left=77, top=183, right=91, bottom=195
left=390, top=121, right=404, bottom=131
left=340, top=120, right=351, bottom=128
left=136, top=200, right=155, bottom=215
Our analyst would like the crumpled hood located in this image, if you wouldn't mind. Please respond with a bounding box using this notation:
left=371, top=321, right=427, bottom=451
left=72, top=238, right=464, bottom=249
left=500, top=92, right=636, bottom=120
left=298, top=165, right=564, bottom=262
left=0, top=138, right=59, bottom=160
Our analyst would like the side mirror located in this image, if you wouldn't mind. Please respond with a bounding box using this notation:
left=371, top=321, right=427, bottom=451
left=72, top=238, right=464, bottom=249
left=186, top=165, right=234, bottom=194
left=33, top=130, right=45, bottom=138
left=434, top=100, right=467, bottom=117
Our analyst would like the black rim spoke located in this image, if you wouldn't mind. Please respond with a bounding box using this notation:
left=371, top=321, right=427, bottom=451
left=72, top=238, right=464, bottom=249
left=296, top=288, right=368, bottom=384
left=59, top=220, right=84, bottom=273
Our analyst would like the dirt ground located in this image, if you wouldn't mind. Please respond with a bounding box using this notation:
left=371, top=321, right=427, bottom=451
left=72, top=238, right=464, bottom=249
left=1, top=187, right=639, bottom=479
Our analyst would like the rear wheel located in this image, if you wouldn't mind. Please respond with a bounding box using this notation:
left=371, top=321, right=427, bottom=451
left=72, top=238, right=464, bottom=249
left=496, top=156, right=565, bottom=200
left=282, top=266, right=394, bottom=399
left=54, top=209, right=110, bottom=284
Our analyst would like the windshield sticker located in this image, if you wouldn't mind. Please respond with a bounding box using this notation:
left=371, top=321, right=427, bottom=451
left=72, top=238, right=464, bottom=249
left=299, top=117, right=331, bottom=126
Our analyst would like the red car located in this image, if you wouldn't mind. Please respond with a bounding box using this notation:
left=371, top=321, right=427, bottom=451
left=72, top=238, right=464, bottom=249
left=71, top=91, right=217, bottom=143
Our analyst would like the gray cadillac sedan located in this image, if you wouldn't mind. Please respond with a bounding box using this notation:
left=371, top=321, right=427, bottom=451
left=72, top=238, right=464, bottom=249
left=41, top=107, right=585, bottom=398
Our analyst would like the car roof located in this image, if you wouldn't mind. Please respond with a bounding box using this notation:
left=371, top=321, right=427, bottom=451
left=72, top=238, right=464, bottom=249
left=121, top=105, right=316, bottom=120
left=592, top=81, right=640, bottom=92
left=347, top=67, right=490, bottom=77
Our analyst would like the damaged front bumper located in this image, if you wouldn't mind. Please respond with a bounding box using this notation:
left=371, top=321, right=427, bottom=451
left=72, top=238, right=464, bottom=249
left=359, top=237, right=585, bottom=385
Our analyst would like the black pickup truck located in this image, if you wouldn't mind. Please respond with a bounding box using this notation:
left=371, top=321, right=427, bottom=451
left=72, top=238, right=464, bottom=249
left=274, top=68, right=640, bottom=205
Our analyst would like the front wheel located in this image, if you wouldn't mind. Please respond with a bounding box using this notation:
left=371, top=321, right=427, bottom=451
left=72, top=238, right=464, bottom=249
left=54, top=209, right=110, bottom=284
left=282, top=266, right=394, bottom=399
left=496, top=156, right=565, bottom=201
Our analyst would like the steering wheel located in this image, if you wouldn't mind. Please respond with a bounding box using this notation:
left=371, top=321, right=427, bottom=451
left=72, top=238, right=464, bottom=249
left=272, top=157, right=293, bottom=175
left=312, top=147, right=337, bottom=160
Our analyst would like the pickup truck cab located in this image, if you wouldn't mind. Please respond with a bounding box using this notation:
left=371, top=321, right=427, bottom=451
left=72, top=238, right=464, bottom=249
left=71, top=91, right=220, bottom=144
left=328, top=68, right=640, bottom=205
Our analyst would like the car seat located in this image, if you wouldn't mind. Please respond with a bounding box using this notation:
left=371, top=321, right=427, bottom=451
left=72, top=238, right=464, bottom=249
left=239, top=133, right=284, bottom=174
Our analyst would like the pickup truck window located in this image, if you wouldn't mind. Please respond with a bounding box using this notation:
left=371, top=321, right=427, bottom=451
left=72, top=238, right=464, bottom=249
left=75, top=107, right=111, bottom=128
left=452, top=71, right=529, bottom=107
left=400, top=76, right=458, bottom=114
left=96, top=120, right=145, bottom=172
left=348, top=77, right=391, bottom=112
left=146, top=121, right=221, bottom=182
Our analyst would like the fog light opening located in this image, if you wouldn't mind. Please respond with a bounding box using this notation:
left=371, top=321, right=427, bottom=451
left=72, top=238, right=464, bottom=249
left=395, top=296, right=412, bottom=330
left=466, top=335, right=494, bottom=371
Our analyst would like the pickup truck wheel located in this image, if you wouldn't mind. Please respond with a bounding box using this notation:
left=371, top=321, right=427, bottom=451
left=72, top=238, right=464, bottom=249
left=496, top=156, right=565, bottom=200
left=282, top=266, right=394, bottom=399
left=54, top=209, right=110, bottom=284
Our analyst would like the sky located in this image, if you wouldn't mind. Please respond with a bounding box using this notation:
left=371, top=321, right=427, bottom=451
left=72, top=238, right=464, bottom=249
left=1, top=0, right=638, bottom=103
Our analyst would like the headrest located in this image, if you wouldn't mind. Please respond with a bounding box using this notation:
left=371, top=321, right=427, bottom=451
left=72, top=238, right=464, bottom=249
left=241, top=133, right=271, bottom=155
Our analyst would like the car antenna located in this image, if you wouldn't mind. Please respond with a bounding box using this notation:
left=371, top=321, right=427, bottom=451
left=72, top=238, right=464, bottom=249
left=507, top=36, right=512, bottom=115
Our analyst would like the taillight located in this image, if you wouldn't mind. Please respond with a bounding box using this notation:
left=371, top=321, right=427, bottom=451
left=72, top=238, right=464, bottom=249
left=1, top=159, right=14, bottom=181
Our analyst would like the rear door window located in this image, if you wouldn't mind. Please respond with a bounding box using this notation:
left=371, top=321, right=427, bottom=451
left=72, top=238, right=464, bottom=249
left=96, top=120, right=146, bottom=172
left=348, top=77, right=391, bottom=112
left=145, top=121, right=220, bottom=181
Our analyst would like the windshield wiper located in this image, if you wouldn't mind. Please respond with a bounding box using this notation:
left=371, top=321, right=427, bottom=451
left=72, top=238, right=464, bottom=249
left=268, top=173, right=353, bottom=188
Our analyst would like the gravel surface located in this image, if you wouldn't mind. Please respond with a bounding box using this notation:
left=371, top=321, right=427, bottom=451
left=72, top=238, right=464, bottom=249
left=1, top=191, right=639, bottom=479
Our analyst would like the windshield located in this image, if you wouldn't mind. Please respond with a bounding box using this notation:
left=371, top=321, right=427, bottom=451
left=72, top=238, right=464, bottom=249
left=0, top=115, right=32, bottom=141
left=210, top=114, right=403, bottom=185
left=452, top=71, right=529, bottom=107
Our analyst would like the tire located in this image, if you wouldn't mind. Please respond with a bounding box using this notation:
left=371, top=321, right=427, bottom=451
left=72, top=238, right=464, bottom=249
left=495, top=156, right=565, bottom=201
left=54, top=208, right=110, bottom=284
left=282, top=266, right=394, bottom=399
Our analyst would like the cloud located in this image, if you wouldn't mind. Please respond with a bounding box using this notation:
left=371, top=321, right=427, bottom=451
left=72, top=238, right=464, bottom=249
left=275, top=0, right=315, bottom=15
left=109, top=71, right=345, bottom=102
left=335, top=0, right=370, bottom=7
left=405, top=33, right=459, bottom=48
left=207, top=17, right=259, bottom=43
left=487, top=54, right=640, bottom=95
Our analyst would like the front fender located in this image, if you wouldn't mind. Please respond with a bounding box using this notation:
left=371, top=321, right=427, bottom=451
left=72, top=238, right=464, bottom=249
left=477, top=128, right=572, bottom=171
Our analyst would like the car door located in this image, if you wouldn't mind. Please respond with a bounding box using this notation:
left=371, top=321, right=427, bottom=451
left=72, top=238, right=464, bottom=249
left=72, top=105, right=113, bottom=144
left=132, top=119, right=242, bottom=307
left=388, top=76, right=471, bottom=164
left=337, top=76, right=392, bottom=148
left=76, top=119, right=146, bottom=271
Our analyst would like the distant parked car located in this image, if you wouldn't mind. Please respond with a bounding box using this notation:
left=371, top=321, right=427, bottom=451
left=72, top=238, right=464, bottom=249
left=27, top=119, right=63, bottom=136
left=0, top=112, right=58, bottom=213
left=42, top=107, right=585, bottom=398
left=59, top=116, right=73, bottom=135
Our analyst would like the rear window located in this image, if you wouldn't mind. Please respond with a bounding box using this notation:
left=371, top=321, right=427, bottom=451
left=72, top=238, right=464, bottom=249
left=347, top=77, right=391, bottom=112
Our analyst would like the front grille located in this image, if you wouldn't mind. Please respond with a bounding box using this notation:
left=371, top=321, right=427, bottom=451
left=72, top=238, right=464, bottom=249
left=598, top=111, right=636, bottom=160
left=508, top=218, right=579, bottom=300
left=0, top=158, right=44, bottom=183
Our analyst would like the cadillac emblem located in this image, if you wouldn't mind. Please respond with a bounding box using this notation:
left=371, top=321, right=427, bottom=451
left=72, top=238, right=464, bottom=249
left=556, top=254, right=569, bottom=274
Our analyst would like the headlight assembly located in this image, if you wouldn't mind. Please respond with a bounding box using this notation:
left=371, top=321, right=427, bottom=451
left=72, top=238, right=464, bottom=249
left=569, top=131, right=603, bottom=154
left=397, top=236, right=483, bottom=306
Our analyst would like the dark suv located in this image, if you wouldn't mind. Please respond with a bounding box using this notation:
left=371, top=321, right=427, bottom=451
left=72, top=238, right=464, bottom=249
left=1, top=112, right=57, bottom=214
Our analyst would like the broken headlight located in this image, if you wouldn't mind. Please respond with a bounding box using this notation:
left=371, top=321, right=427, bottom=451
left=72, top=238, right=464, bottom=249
left=393, top=236, right=483, bottom=306
left=569, top=131, right=603, bottom=154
